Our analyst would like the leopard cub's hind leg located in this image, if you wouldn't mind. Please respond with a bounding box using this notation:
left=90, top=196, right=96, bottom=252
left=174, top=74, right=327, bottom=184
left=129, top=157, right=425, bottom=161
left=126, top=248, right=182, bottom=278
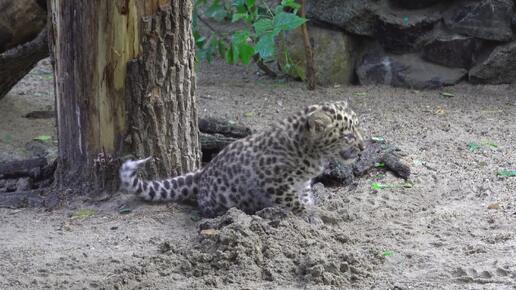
left=299, top=180, right=316, bottom=207
left=270, top=185, right=305, bottom=213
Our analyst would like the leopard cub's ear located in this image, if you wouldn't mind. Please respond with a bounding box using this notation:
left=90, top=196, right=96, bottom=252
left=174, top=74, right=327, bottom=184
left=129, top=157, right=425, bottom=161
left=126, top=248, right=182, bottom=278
left=307, top=110, right=332, bottom=133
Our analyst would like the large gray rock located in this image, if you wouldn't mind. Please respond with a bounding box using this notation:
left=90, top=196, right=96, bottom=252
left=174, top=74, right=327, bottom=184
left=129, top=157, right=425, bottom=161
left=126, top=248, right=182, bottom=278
left=306, top=0, right=380, bottom=36
left=357, top=50, right=467, bottom=89
left=0, top=0, right=47, bottom=53
left=469, top=41, right=516, bottom=84
left=373, top=8, right=442, bottom=54
left=422, top=33, right=483, bottom=69
left=444, top=0, right=514, bottom=42
left=278, top=25, right=357, bottom=86
left=389, top=0, right=444, bottom=9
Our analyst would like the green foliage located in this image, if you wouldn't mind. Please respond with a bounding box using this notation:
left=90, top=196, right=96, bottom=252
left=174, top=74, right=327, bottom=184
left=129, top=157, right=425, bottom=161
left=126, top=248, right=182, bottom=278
left=71, top=209, right=96, bottom=220
left=33, top=135, right=52, bottom=142
left=193, top=0, right=306, bottom=66
left=497, top=170, right=516, bottom=177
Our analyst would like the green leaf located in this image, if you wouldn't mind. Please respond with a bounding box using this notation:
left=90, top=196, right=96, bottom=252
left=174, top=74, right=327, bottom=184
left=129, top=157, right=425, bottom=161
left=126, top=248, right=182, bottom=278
left=371, top=183, right=385, bottom=190
left=374, top=162, right=385, bottom=168
left=483, top=141, right=498, bottom=148
left=382, top=250, right=394, bottom=257
left=243, top=111, right=255, bottom=117
left=231, top=48, right=239, bottom=64
left=255, top=33, right=275, bottom=59
left=497, top=170, right=516, bottom=177
left=232, top=30, right=249, bottom=45
left=467, top=142, right=481, bottom=152
left=232, top=0, right=245, bottom=6
left=371, top=136, right=385, bottom=143
left=217, top=39, right=228, bottom=58
left=246, top=0, right=256, bottom=8
left=225, top=47, right=236, bottom=64
left=206, top=0, right=227, bottom=21
left=72, top=209, right=96, bottom=220
left=232, top=12, right=248, bottom=22
left=119, top=206, right=132, bottom=214
left=254, top=18, right=274, bottom=36
left=238, top=43, right=255, bottom=64
left=273, top=11, right=306, bottom=31
left=274, top=4, right=284, bottom=15
left=402, top=181, right=414, bottom=188
left=34, top=135, right=52, bottom=142
left=230, top=31, right=254, bottom=64
left=352, top=92, right=368, bottom=97
left=440, top=91, right=455, bottom=98
left=372, top=181, right=414, bottom=190
left=194, top=32, right=206, bottom=47
left=281, top=0, right=301, bottom=10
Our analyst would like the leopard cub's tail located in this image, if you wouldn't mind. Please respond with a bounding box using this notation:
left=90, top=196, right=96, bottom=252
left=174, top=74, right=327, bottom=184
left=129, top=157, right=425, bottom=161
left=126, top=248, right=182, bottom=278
left=119, top=157, right=201, bottom=202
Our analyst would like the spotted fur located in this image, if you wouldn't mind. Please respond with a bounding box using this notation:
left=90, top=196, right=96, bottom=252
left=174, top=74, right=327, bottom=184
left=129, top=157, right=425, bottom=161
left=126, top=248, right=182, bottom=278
left=120, top=101, right=365, bottom=218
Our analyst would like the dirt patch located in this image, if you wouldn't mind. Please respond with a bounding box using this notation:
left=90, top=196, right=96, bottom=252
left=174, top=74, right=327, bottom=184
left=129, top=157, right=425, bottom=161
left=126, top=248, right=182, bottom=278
left=0, top=59, right=515, bottom=289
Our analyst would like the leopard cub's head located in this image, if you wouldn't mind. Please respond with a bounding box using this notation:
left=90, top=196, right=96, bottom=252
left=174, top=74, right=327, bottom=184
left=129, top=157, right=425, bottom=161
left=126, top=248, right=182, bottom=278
left=303, top=101, right=365, bottom=159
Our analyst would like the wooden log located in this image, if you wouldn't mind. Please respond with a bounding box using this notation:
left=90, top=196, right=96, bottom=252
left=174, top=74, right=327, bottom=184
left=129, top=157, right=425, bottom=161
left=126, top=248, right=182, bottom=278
left=199, top=117, right=252, bottom=138
left=12, top=116, right=251, bottom=164
left=24, top=110, right=55, bottom=119
left=0, top=190, right=45, bottom=208
left=199, top=132, right=240, bottom=162
left=198, top=118, right=252, bottom=162
left=314, top=139, right=411, bottom=187
left=0, top=157, right=47, bottom=179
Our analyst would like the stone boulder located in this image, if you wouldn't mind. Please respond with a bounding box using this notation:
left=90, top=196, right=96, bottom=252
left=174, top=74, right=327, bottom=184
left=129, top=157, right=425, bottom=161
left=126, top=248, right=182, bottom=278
left=305, top=0, right=380, bottom=36
left=374, top=7, right=442, bottom=54
left=422, top=32, right=484, bottom=69
left=0, top=0, right=47, bottom=53
left=356, top=50, right=467, bottom=89
left=444, top=0, right=514, bottom=42
left=469, top=41, right=516, bottom=84
left=389, top=0, right=445, bottom=9
left=278, top=25, right=357, bottom=86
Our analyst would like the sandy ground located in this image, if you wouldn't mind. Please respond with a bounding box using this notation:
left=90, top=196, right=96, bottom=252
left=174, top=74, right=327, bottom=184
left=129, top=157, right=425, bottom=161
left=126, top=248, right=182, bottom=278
left=0, top=59, right=515, bottom=289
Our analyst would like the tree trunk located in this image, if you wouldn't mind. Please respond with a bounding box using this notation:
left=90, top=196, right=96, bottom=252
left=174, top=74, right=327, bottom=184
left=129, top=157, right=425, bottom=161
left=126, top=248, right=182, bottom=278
left=48, top=0, right=200, bottom=196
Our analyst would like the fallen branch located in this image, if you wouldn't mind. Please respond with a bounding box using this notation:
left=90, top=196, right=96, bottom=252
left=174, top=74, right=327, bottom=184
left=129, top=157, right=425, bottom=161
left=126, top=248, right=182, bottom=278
left=0, top=25, right=49, bottom=100
left=314, top=139, right=411, bottom=186
left=299, top=0, right=316, bottom=90
left=199, top=117, right=252, bottom=138
left=0, top=158, right=47, bottom=179
left=198, top=117, right=252, bottom=162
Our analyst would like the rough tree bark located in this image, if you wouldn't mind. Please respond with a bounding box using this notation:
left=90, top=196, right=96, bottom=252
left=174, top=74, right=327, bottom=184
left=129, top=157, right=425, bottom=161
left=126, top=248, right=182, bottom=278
left=48, top=0, right=200, bottom=196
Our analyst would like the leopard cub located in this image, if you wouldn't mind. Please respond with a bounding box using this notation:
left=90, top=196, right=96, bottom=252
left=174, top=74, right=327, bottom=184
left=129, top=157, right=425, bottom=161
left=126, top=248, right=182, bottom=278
left=120, top=101, right=365, bottom=218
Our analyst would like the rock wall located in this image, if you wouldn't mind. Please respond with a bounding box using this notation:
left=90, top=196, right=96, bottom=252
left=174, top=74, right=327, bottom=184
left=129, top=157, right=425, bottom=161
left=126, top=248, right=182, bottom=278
left=286, top=0, right=516, bottom=88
